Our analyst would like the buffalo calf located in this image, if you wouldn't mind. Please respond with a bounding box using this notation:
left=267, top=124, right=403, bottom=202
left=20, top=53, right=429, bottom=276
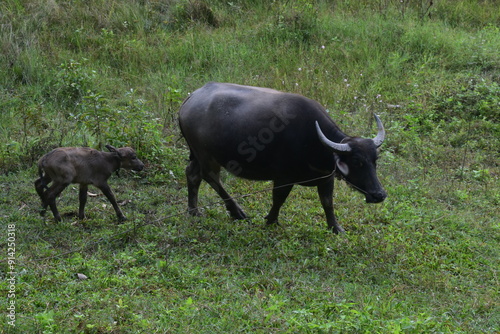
left=35, top=145, right=144, bottom=222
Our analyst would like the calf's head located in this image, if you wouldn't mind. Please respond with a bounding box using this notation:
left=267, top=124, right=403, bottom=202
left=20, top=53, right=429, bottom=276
left=106, top=145, right=145, bottom=171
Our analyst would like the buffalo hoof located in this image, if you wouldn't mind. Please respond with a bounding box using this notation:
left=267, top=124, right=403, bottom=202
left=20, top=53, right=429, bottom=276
left=332, top=225, right=345, bottom=234
left=39, top=208, right=47, bottom=217
left=230, top=209, right=247, bottom=220
left=264, top=215, right=279, bottom=226
left=188, top=208, right=203, bottom=217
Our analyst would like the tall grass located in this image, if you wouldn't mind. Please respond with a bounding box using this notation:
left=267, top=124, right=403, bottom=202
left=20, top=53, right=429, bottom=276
left=0, top=0, right=498, bottom=196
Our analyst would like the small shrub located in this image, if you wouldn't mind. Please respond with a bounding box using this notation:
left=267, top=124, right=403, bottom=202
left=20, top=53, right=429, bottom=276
left=49, top=59, right=96, bottom=111
left=434, top=78, right=500, bottom=122
left=167, top=0, right=219, bottom=30
left=264, top=0, right=318, bottom=45
left=76, top=92, right=119, bottom=148
left=434, top=0, right=500, bottom=28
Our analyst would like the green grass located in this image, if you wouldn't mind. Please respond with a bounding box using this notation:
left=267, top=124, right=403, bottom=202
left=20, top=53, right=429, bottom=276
left=1, top=0, right=499, bottom=333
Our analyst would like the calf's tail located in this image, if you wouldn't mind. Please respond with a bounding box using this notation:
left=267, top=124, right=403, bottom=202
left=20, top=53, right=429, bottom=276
left=37, top=162, right=49, bottom=191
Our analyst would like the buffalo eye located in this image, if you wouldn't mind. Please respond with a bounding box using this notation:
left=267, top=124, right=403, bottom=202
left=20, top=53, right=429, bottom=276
left=351, top=158, right=363, bottom=168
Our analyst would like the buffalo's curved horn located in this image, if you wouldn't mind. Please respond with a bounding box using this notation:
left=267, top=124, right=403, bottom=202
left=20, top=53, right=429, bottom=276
left=372, top=114, right=385, bottom=147
left=315, top=121, right=351, bottom=153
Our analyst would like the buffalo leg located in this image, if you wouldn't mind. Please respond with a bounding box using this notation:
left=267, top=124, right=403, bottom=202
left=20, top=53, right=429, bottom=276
left=97, top=183, right=126, bottom=222
left=265, top=183, right=293, bottom=225
left=34, top=177, right=49, bottom=216
left=186, top=158, right=203, bottom=216
left=317, top=179, right=345, bottom=234
left=45, top=182, right=69, bottom=222
left=203, top=169, right=247, bottom=220
left=78, top=184, right=88, bottom=219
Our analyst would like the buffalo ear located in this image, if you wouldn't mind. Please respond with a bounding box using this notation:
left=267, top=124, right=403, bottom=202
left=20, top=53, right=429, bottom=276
left=336, top=160, right=349, bottom=176
left=105, top=145, right=122, bottom=159
left=105, top=145, right=117, bottom=153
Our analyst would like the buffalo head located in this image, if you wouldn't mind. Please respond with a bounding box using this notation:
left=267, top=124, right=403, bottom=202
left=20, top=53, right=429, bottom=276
left=315, top=114, right=387, bottom=203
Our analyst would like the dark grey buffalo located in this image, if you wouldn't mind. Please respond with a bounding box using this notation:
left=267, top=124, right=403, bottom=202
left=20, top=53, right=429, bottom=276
left=178, top=82, right=387, bottom=233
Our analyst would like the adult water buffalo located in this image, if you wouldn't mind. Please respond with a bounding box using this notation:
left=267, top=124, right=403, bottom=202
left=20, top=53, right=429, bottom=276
left=178, top=82, right=386, bottom=233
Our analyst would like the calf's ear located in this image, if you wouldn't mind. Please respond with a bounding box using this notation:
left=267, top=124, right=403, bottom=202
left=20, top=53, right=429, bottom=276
left=105, top=145, right=117, bottom=153
left=105, top=145, right=123, bottom=159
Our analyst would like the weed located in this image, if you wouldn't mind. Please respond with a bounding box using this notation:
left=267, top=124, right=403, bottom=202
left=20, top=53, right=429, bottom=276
left=166, top=0, right=219, bottom=30
left=434, top=78, right=500, bottom=122
left=50, top=59, right=96, bottom=110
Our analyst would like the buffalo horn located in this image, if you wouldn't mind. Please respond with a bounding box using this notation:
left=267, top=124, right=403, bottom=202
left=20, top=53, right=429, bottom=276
left=315, top=121, right=352, bottom=153
left=372, top=114, right=385, bottom=147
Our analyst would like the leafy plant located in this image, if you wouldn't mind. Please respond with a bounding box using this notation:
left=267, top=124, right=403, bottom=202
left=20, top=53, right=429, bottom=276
left=34, top=310, right=57, bottom=334
left=50, top=59, right=96, bottom=111
left=434, top=79, right=500, bottom=122
left=264, top=0, right=318, bottom=44
left=166, top=0, right=219, bottom=30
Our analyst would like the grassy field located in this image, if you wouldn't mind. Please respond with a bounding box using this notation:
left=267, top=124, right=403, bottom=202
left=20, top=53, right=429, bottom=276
left=1, top=0, right=499, bottom=333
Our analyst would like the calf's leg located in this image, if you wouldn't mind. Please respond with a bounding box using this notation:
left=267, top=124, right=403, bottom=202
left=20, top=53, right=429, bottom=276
left=35, top=177, right=49, bottom=216
left=78, top=184, right=88, bottom=219
left=45, top=182, right=69, bottom=222
left=97, top=183, right=126, bottom=222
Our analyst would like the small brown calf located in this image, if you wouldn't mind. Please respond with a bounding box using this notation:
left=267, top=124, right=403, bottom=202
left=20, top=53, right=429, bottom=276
left=35, top=145, right=144, bottom=222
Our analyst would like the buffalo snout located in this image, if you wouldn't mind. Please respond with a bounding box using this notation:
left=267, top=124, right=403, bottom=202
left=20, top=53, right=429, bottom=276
left=365, top=190, right=387, bottom=203
left=132, top=162, right=145, bottom=172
